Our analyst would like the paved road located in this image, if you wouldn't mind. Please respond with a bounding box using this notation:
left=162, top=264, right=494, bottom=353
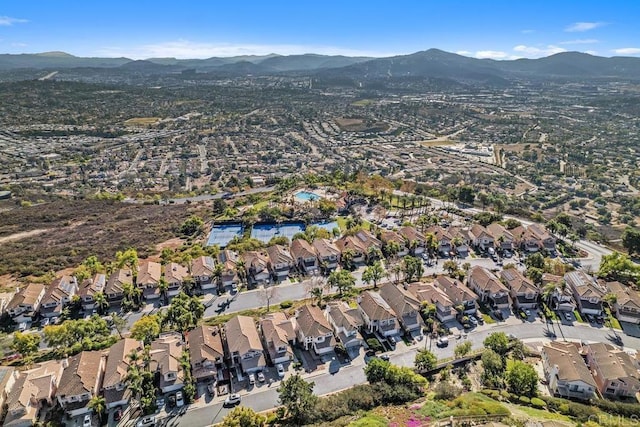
left=164, top=315, right=637, bottom=427
left=160, top=186, right=276, bottom=205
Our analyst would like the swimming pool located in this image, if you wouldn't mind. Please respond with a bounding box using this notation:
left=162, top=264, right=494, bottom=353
left=295, top=191, right=321, bottom=201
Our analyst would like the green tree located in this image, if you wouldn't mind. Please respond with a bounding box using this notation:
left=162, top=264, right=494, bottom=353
left=277, top=374, right=317, bottom=425
left=364, top=357, right=391, bottom=383
left=327, top=269, right=356, bottom=296
left=88, top=395, right=106, bottom=422
left=310, top=286, right=324, bottom=307
left=93, top=291, right=109, bottom=315
left=163, top=292, right=204, bottom=336
left=483, top=332, right=510, bottom=356
left=454, top=341, right=472, bottom=358
left=11, top=331, right=40, bottom=357
left=622, top=227, right=640, bottom=256
left=506, top=360, right=538, bottom=397
left=130, top=315, right=161, bottom=345
left=526, top=266, right=544, bottom=286
left=110, top=312, right=127, bottom=339
left=402, top=256, right=423, bottom=283
left=221, top=406, right=266, bottom=427
left=341, top=248, right=356, bottom=271
left=414, top=349, right=437, bottom=372
left=599, top=251, right=640, bottom=282
left=524, top=252, right=545, bottom=270
left=442, top=260, right=459, bottom=276
left=362, top=261, right=385, bottom=289
left=180, top=215, right=204, bottom=236
left=481, top=349, right=503, bottom=375
left=115, top=248, right=138, bottom=271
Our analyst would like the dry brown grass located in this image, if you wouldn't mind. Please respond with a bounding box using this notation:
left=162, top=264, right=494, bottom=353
left=123, top=117, right=161, bottom=126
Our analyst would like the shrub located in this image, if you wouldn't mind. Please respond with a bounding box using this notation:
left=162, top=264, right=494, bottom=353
left=518, top=396, right=531, bottom=405
left=568, top=402, right=600, bottom=421
left=434, top=382, right=462, bottom=400
left=279, top=300, right=293, bottom=309
left=499, top=390, right=512, bottom=401
left=530, top=397, right=546, bottom=409
left=366, top=338, right=383, bottom=353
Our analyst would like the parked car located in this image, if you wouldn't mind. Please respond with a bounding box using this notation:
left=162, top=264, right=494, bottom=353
left=137, top=416, right=155, bottom=427
left=114, top=408, right=123, bottom=422
left=83, top=414, right=92, bottom=427
left=175, top=391, right=184, bottom=407
left=224, top=393, right=242, bottom=407
left=156, top=397, right=165, bottom=408
left=388, top=336, right=397, bottom=346
left=257, top=371, right=265, bottom=382
left=276, top=364, right=285, bottom=378
left=474, top=314, right=484, bottom=325
left=436, top=336, right=449, bottom=347
left=248, top=373, right=256, bottom=385
left=380, top=354, right=390, bottom=361
left=207, top=382, right=215, bottom=396
left=468, top=316, right=478, bottom=326
left=564, top=312, right=573, bottom=321
left=167, top=395, right=176, bottom=408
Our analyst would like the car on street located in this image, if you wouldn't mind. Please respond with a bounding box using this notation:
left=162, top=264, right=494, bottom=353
left=474, top=314, right=484, bottom=325
left=436, top=336, right=449, bottom=347
left=257, top=371, right=265, bottom=382
left=224, top=393, right=242, bottom=407
left=83, top=414, right=92, bottom=427
left=248, top=373, right=256, bottom=385
left=277, top=364, right=285, bottom=378
left=175, top=391, right=184, bottom=407
left=136, top=416, right=155, bottom=427
left=114, top=408, right=123, bottom=422
left=380, top=354, right=390, bottom=361
left=468, top=316, right=478, bottom=326
left=388, top=336, right=397, bottom=347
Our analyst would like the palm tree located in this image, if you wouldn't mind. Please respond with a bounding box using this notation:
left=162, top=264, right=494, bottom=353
left=235, top=259, right=248, bottom=287
left=341, top=248, right=356, bottom=271
left=88, top=395, right=105, bottom=423
left=541, top=283, right=558, bottom=308
left=158, top=278, right=168, bottom=304
left=93, top=291, right=109, bottom=315
left=603, top=293, right=617, bottom=309
left=310, top=286, right=324, bottom=307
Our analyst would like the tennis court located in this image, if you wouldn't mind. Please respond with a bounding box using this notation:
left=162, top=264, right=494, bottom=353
left=250, top=222, right=305, bottom=243
left=207, top=223, right=244, bottom=248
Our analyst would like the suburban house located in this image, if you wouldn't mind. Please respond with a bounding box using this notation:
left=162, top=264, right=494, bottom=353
left=398, top=226, right=427, bottom=256
left=406, top=282, right=456, bottom=323
left=512, top=224, right=556, bottom=253
left=379, top=283, right=424, bottom=334
left=224, top=315, right=266, bottom=374
left=541, top=342, right=597, bottom=400
left=486, top=223, right=515, bottom=252
left=312, top=238, right=341, bottom=272
left=564, top=271, right=606, bottom=316
left=266, top=245, right=295, bottom=282
left=242, top=251, right=272, bottom=287
left=500, top=267, right=539, bottom=309
left=583, top=342, right=640, bottom=399
left=380, top=230, right=409, bottom=257
left=290, top=239, right=319, bottom=276
left=0, top=292, right=14, bottom=317
left=260, top=312, right=296, bottom=365
left=433, top=275, right=478, bottom=315
left=6, top=283, right=46, bottom=324
left=39, top=276, right=79, bottom=319
left=335, top=235, right=368, bottom=264
left=102, top=338, right=143, bottom=410
left=217, top=250, right=239, bottom=292
left=149, top=332, right=185, bottom=394
left=190, top=256, right=216, bottom=290
left=105, top=269, right=133, bottom=306
left=357, top=291, right=400, bottom=337
left=325, top=301, right=364, bottom=349
left=353, top=230, right=383, bottom=258
left=187, top=325, right=225, bottom=383
left=606, top=281, right=640, bottom=324
left=448, top=227, right=471, bottom=258
left=56, top=351, right=105, bottom=419
left=164, top=262, right=189, bottom=297
left=468, top=266, right=510, bottom=310
left=426, top=225, right=453, bottom=256
left=295, top=304, right=336, bottom=356
left=0, top=366, right=14, bottom=413
left=137, top=260, right=162, bottom=300
left=3, top=361, right=63, bottom=427
left=468, top=224, right=494, bottom=251
left=78, top=273, right=106, bottom=311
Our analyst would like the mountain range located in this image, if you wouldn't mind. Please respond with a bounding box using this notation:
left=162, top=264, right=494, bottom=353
left=2, top=49, right=640, bottom=82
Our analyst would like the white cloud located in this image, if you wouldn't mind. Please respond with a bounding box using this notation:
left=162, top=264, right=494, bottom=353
left=475, top=50, right=508, bottom=59
left=521, top=29, right=535, bottom=34
left=96, top=40, right=394, bottom=59
left=559, top=39, right=599, bottom=45
left=11, top=42, right=27, bottom=48
left=565, top=22, right=606, bottom=32
left=456, top=50, right=472, bottom=56
left=612, top=47, right=640, bottom=55
left=0, top=16, right=28, bottom=26
left=513, top=45, right=567, bottom=57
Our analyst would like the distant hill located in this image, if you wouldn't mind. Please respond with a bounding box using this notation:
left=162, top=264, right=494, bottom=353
left=1, top=49, right=640, bottom=82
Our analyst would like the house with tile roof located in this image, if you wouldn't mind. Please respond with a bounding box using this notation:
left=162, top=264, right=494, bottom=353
left=190, top=256, right=217, bottom=290
left=357, top=291, right=400, bottom=337
left=40, top=276, right=79, bottom=319
left=137, top=260, right=162, bottom=300
left=541, top=342, right=597, bottom=400
left=260, top=312, right=295, bottom=365
left=188, top=325, right=225, bottom=383
left=290, top=239, right=319, bottom=276
left=606, top=281, right=640, bottom=324
left=584, top=342, right=640, bottom=398
left=379, top=283, right=424, bottom=333
left=500, top=267, right=539, bottom=309
left=78, top=273, right=106, bottom=311
left=398, top=226, right=427, bottom=256
left=564, top=271, right=606, bottom=316
left=217, top=250, right=239, bottom=292
left=406, top=282, right=456, bottom=322
left=3, top=361, right=63, bottom=427
left=325, top=301, right=364, bottom=349
left=266, top=245, right=295, bottom=282
left=381, top=230, right=409, bottom=257
left=164, top=262, right=189, bottom=297
left=224, top=316, right=266, bottom=374
left=433, top=275, right=478, bottom=315
left=295, top=304, right=336, bottom=356
left=105, top=269, right=133, bottom=307
left=486, top=223, right=514, bottom=251
left=150, top=332, right=185, bottom=394
left=312, top=238, right=341, bottom=272
left=468, top=224, right=494, bottom=251
left=242, top=250, right=272, bottom=287
left=467, top=266, right=510, bottom=310
left=102, top=338, right=143, bottom=409
left=57, top=351, right=105, bottom=418
left=6, top=283, right=46, bottom=324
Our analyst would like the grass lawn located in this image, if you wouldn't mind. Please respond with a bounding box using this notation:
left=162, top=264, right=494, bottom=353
left=504, top=403, right=572, bottom=422
left=252, top=200, right=269, bottom=210
left=481, top=313, right=496, bottom=324
left=605, top=308, right=622, bottom=330
left=336, top=216, right=372, bottom=232
left=348, top=414, right=388, bottom=427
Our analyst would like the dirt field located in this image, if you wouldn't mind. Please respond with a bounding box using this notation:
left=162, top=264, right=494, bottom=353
left=0, top=200, right=199, bottom=277
left=123, top=117, right=161, bottom=126
left=335, top=117, right=390, bottom=133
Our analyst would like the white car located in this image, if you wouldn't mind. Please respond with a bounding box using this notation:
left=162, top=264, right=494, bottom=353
left=248, top=373, right=256, bottom=385
left=175, top=391, right=184, bottom=407
left=136, top=416, right=155, bottom=427
left=276, top=364, right=285, bottom=378
left=224, top=393, right=241, bottom=407
left=83, top=414, right=92, bottom=427
left=257, top=371, right=265, bottom=382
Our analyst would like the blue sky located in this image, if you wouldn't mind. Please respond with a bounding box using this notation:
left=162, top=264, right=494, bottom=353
left=1, top=0, right=639, bottom=59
